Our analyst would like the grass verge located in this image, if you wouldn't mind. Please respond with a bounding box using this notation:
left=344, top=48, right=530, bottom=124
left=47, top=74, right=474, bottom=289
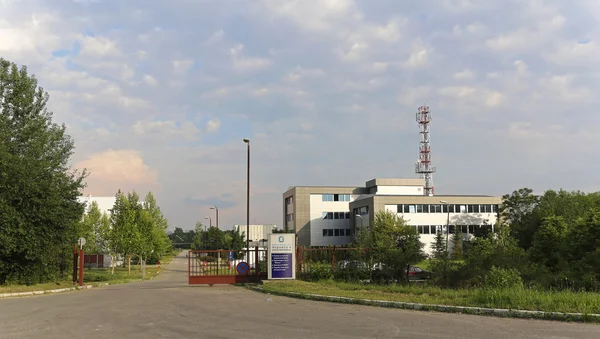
left=260, top=280, right=600, bottom=316
left=0, top=249, right=180, bottom=294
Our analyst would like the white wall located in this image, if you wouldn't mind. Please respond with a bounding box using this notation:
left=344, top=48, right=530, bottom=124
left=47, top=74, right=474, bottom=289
left=309, top=194, right=360, bottom=246
left=78, top=196, right=116, bottom=216
left=384, top=204, right=498, bottom=255
left=235, top=224, right=276, bottom=241
left=375, top=185, right=423, bottom=195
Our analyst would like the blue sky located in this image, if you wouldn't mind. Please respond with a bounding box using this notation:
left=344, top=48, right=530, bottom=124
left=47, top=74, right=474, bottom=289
left=2, top=0, right=599, bottom=230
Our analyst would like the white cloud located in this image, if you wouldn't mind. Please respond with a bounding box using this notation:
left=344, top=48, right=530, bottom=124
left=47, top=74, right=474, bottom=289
left=79, top=35, right=121, bottom=58
left=205, top=119, right=221, bottom=133
left=230, top=44, right=271, bottom=71
left=453, top=69, right=475, bottom=80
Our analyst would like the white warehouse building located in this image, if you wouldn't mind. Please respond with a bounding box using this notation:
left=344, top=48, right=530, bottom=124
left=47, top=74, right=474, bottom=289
left=283, top=178, right=502, bottom=255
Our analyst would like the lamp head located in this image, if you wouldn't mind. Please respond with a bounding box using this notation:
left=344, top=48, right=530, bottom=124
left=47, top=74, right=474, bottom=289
left=243, top=138, right=250, bottom=143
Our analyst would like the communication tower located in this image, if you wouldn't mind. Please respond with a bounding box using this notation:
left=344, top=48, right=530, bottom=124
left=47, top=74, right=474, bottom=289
left=415, top=105, right=436, bottom=196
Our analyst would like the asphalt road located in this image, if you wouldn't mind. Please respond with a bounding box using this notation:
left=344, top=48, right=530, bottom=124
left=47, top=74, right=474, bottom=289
left=1, top=252, right=599, bottom=339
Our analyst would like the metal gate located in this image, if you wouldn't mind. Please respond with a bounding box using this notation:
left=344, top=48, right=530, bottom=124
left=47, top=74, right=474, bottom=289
left=188, top=247, right=267, bottom=286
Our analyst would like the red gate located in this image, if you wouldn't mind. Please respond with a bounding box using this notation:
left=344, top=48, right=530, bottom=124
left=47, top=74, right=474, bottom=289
left=188, top=247, right=267, bottom=286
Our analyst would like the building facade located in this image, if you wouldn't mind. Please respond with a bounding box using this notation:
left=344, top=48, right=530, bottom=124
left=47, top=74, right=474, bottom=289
left=283, top=178, right=502, bottom=255
left=78, top=194, right=116, bottom=216
left=234, top=224, right=277, bottom=247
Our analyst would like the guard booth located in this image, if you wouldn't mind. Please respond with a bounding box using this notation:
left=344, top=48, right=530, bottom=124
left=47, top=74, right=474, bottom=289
left=188, top=234, right=296, bottom=285
left=188, top=247, right=267, bottom=286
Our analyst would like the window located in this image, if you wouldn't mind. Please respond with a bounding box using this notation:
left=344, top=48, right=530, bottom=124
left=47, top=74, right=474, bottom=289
left=404, top=205, right=411, bottom=213
left=345, top=212, right=350, bottom=219
left=408, top=205, right=416, bottom=213
left=419, top=225, right=430, bottom=234
left=345, top=229, right=351, bottom=236
left=449, top=225, right=455, bottom=234
left=397, top=204, right=403, bottom=213
left=285, top=196, right=293, bottom=205
left=467, top=204, right=480, bottom=213
left=461, top=225, right=468, bottom=233
left=322, top=194, right=333, bottom=201
left=359, top=206, right=369, bottom=216
left=335, top=229, right=340, bottom=236
left=468, top=225, right=476, bottom=234
left=481, top=204, right=492, bottom=213
left=328, top=229, right=334, bottom=236
left=322, top=212, right=333, bottom=219
left=442, top=204, right=455, bottom=213
left=416, top=204, right=428, bottom=213
left=430, top=204, right=442, bottom=213
left=323, top=229, right=328, bottom=237
left=286, top=214, right=294, bottom=222
left=458, top=205, right=466, bottom=213
left=334, top=212, right=339, bottom=219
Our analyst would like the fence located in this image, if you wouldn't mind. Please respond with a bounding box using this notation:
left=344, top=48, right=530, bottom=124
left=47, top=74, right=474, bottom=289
left=188, top=247, right=267, bottom=285
left=297, top=247, right=379, bottom=281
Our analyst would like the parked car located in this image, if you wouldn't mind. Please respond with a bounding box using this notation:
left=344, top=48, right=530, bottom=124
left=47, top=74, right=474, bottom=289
left=371, top=263, right=433, bottom=282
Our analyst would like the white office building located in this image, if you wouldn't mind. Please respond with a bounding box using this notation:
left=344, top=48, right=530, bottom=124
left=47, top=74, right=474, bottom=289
left=283, top=178, right=502, bottom=255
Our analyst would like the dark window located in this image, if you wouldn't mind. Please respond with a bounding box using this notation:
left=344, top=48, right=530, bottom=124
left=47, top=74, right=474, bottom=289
left=345, top=212, right=350, bottom=219
left=416, top=204, right=423, bottom=213
left=461, top=225, right=468, bottom=233
left=345, top=229, right=351, bottom=236
left=482, top=205, right=493, bottom=213
left=404, top=204, right=410, bottom=213
left=467, top=204, right=480, bottom=213
left=334, top=194, right=339, bottom=201
left=423, top=225, right=430, bottom=234
left=397, top=204, right=403, bottom=213
left=468, top=225, right=476, bottom=234
left=327, top=229, right=334, bottom=236
left=323, top=229, right=328, bottom=237
left=449, top=225, right=455, bottom=234
left=335, top=229, right=340, bottom=236
left=334, top=212, right=339, bottom=219
left=431, top=204, right=442, bottom=213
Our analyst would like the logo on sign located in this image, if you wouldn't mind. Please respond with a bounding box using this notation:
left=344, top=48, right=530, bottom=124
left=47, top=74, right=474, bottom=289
left=278, top=236, right=284, bottom=243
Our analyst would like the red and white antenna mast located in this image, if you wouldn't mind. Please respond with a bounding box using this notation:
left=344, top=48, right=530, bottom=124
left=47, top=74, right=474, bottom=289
left=415, top=105, right=436, bottom=196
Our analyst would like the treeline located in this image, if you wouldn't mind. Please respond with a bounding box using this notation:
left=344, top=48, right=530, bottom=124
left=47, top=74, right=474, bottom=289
left=78, top=190, right=172, bottom=273
left=169, top=224, right=245, bottom=253
left=426, top=188, right=600, bottom=291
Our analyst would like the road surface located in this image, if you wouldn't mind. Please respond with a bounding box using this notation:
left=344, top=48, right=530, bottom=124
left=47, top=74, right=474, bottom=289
left=1, top=252, right=599, bottom=338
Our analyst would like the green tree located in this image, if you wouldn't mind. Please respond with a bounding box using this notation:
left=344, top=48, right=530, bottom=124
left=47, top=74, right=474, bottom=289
left=192, top=222, right=206, bottom=250
left=431, top=231, right=446, bottom=260
left=371, top=210, right=425, bottom=282
left=230, top=227, right=245, bottom=258
left=76, top=201, right=103, bottom=254
left=0, top=58, right=87, bottom=284
left=451, top=230, right=463, bottom=260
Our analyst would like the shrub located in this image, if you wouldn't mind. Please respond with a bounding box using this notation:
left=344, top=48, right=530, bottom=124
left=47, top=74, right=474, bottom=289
left=299, top=261, right=332, bottom=282
left=484, top=266, right=524, bottom=289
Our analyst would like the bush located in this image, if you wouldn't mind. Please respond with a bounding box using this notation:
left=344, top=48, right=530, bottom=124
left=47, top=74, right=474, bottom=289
left=333, top=265, right=370, bottom=282
left=484, top=266, right=524, bottom=289
left=299, top=262, right=332, bottom=282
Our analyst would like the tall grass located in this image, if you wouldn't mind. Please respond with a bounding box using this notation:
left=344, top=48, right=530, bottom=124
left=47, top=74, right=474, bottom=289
left=262, top=280, right=600, bottom=314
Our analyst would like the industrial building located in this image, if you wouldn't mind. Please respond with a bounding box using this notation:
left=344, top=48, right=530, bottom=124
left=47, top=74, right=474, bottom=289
left=234, top=224, right=277, bottom=247
left=282, top=178, right=501, bottom=254
left=282, top=105, right=502, bottom=255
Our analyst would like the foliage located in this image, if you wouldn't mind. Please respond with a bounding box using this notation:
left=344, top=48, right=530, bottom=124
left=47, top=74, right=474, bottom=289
left=0, top=58, right=87, bottom=284
left=299, top=261, right=333, bottom=282
left=431, top=231, right=446, bottom=260
left=484, top=266, right=524, bottom=289
left=451, top=231, right=463, bottom=260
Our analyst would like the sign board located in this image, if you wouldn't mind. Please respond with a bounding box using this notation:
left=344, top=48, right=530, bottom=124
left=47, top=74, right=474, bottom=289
left=268, top=233, right=296, bottom=280
left=236, top=262, right=250, bottom=275
left=77, top=237, right=86, bottom=249
left=228, top=251, right=234, bottom=261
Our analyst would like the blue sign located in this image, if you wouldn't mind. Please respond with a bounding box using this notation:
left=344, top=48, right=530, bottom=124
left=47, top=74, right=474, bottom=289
left=271, top=253, right=292, bottom=278
left=236, top=262, right=250, bottom=275
left=228, top=251, right=234, bottom=260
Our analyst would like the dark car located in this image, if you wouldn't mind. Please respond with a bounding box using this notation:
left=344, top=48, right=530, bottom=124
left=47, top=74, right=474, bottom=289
left=371, top=263, right=433, bottom=283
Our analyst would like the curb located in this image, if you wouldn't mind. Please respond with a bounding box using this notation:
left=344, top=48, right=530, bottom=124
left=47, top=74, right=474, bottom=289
left=248, top=286, right=600, bottom=323
left=0, top=283, right=110, bottom=299
left=0, top=271, right=162, bottom=299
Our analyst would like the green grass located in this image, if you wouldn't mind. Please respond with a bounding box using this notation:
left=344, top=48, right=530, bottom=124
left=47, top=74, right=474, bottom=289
left=261, top=280, right=600, bottom=315
left=0, top=250, right=179, bottom=294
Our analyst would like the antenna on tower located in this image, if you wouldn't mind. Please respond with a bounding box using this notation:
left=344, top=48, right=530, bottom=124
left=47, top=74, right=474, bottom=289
left=415, top=105, right=436, bottom=196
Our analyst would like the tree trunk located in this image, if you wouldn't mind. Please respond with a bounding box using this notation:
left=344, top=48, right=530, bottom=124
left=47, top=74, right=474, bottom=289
left=128, top=256, right=131, bottom=275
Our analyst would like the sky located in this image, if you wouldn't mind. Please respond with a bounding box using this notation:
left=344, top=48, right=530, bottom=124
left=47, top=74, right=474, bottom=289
left=1, top=0, right=599, bottom=231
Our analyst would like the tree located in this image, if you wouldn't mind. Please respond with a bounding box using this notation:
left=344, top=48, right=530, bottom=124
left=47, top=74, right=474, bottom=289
left=230, top=227, right=245, bottom=258
left=451, top=231, right=463, bottom=260
left=431, top=231, right=446, bottom=260
left=0, top=58, right=87, bottom=284
left=370, top=210, right=425, bottom=282
left=500, top=188, right=540, bottom=249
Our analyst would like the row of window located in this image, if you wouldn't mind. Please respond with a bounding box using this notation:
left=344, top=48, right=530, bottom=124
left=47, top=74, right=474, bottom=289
left=413, top=224, right=494, bottom=235
left=322, top=194, right=351, bottom=202
left=285, top=196, right=293, bottom=205
left=322, top=212, right=351, bottom=220
left=322, top=228, right=353, bottom=237
left=396, top=204, right=499, bottom=214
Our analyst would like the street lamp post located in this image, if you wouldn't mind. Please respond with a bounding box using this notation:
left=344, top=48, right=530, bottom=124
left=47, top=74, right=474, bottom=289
left=440, top=200, right=450, bottom=257
left=243, top=138, right=251, bottom=262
